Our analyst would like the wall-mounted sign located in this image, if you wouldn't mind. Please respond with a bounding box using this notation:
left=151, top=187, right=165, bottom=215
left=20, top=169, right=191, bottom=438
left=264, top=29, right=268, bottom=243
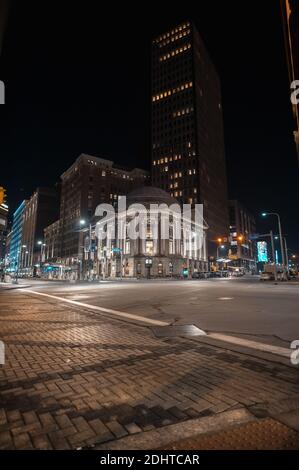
left=257, top=241, right=268, bottom=263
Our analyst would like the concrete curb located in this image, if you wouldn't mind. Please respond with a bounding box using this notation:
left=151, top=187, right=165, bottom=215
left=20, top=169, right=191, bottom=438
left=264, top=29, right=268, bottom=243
left=189, top=335, right=294, bottom=367
left=0, top=283, right=32, bottom=290
left=94, top=408, right=256, bottom=450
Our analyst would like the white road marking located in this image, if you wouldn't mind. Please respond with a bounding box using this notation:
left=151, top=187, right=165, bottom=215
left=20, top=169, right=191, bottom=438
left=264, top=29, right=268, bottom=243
left=20, top=289, right=169, bottom=327
left=18, top=289, right=291, bottom=358
left=67, top=294, right=94, bottom=300
left=208, top=333, right=291, bottom=358
left=217, top=297, right=234, bottom=300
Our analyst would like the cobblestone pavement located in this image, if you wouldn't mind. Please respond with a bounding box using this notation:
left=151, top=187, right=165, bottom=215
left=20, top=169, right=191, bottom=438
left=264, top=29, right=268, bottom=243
left=0, top=290, right=299, bottom=450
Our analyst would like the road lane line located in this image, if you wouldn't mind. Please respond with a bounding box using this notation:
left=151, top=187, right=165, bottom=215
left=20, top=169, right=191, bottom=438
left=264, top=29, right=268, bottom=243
left=20, top=289, right=169, bottom=327
left=208, top=333, right=291, bottom=358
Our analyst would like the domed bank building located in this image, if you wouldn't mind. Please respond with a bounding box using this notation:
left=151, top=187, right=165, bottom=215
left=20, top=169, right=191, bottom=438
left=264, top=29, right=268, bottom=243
left=93, top=186, right=208, bottom=279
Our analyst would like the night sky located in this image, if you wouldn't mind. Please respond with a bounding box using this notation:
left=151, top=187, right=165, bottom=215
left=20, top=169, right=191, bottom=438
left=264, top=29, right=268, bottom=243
left=0, top=1, right=298, bottom=252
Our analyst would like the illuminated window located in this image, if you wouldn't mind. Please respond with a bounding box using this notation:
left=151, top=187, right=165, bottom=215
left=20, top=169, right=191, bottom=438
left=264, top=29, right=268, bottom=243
left=145, top=240, right=154, bottom=255
left=152, top=82, right=193, bottom=103
left=125, top=240, right=130, bottom=254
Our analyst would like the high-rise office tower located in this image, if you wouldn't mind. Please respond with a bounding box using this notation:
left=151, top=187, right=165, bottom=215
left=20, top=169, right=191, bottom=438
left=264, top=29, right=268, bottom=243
left=281, top=0, right=299, bottom=164
left=151, top=21, right=229, bottom=251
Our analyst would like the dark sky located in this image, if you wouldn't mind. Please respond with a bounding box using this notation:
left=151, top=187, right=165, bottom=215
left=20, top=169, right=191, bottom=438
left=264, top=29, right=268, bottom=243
left=0, top=0, right=298, bottom=252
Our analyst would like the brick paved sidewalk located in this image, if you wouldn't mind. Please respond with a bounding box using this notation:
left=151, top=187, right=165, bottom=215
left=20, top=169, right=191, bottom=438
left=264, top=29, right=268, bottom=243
left=0, top=290, right=299, bottom=450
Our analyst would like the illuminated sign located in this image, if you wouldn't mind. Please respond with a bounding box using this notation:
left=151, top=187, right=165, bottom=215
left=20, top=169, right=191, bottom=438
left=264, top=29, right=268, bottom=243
left=257, top=241, right=268, bottom=262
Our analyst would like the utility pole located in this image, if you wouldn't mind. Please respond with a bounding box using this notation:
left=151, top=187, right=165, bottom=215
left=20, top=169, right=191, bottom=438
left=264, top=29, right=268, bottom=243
left=277, top=215, right=286, bottom=279
left=270, top=231, right=278, bottom=281
left=284, top=237, right=289, bottom=274
left=262, top=212, right=287, bottom=280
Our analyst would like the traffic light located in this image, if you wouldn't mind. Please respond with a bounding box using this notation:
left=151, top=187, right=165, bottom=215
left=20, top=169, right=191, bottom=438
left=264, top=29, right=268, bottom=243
left=0, top=187, right=7, bottom=205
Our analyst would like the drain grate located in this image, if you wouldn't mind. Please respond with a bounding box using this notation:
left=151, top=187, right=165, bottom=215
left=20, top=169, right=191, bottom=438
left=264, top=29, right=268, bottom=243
left=151, top=324, right=206, bottom=338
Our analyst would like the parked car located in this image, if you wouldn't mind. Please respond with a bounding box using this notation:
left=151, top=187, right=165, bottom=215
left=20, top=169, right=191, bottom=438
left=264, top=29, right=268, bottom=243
left=260, top=271, right=274, bottom=281
left=210, top=271, right=221, bottom=278
left=192, top=271, right=209, bottom=279
left=192, top=272, right=201, bottom=279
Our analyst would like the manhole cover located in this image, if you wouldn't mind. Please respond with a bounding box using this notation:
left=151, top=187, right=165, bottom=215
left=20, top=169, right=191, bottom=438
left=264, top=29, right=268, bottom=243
left=151, top=324, right=206, bottom=338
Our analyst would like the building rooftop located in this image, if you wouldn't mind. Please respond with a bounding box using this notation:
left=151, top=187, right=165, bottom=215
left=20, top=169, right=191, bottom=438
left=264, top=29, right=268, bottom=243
left=127, top=186, right=178, bottom=206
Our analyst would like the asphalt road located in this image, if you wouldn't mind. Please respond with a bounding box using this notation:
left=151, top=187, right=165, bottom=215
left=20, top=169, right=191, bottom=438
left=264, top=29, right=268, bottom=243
left=8, top=275, right=299, bottom=348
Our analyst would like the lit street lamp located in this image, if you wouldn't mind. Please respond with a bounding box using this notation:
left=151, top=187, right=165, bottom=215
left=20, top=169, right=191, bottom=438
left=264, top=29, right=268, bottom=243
left=37, top=241, right=46, bottom=275
left=79, top=219, right=93, bottom=280
left=217, top=245, right=225, bottom=260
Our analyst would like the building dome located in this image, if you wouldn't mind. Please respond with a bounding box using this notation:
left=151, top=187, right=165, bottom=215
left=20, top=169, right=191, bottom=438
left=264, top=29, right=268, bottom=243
left=126, top=186, right=178, bottom=206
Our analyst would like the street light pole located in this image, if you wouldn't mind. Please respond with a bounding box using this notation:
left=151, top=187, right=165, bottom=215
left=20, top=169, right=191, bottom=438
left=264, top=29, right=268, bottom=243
left=276, top=214, right=286, bottom=275
left=270, top=230, right=277, bottom=281
left=262, top=212, right=286, bottom=280
left=37, top=241, right=46, bottom=277
left=284, top=237, right=289, bottom=273
left=15, top=245, right=26, bottom=283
